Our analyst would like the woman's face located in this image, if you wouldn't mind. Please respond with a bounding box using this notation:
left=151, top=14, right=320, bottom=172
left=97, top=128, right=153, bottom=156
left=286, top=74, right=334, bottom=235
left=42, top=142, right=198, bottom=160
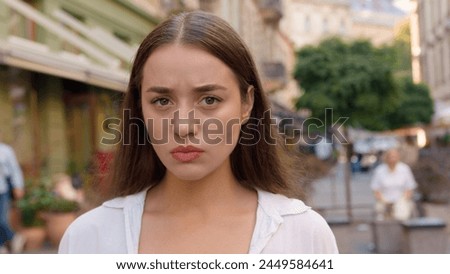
left=140, top=44, right=253, bottom=181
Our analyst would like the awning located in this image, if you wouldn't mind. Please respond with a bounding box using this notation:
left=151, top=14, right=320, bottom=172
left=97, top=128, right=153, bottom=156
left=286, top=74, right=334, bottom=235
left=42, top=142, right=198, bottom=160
left=1, top=0, right=134, bottom=92
left=0, top=37, right=129, bottom=92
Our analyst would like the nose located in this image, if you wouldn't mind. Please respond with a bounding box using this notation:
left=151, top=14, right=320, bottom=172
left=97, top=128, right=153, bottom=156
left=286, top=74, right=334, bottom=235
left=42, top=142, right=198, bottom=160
left=172, top=108, right=200, bottom=140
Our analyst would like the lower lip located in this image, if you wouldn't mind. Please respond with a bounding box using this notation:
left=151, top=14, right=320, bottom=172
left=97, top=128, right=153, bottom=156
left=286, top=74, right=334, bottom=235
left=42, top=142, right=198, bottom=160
left=171, top=152, right=203, bottom=162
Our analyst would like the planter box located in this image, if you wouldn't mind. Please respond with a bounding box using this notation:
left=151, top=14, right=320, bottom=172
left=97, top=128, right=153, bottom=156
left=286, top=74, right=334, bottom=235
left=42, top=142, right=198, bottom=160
left=402, top=217, right=447, bottom=254
left=372, top=220, right=404, bottom=253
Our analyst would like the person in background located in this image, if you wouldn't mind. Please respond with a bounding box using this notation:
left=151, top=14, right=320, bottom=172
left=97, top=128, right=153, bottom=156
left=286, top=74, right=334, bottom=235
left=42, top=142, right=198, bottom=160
left=370, top=148, right=417, bottom=221
left=0, top=130, right=25, bottom=253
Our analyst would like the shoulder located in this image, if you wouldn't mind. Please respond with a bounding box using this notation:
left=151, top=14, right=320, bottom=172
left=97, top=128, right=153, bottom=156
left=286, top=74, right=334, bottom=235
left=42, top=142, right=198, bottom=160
left=0, top=143, right=13, bottom=154
left=65, top=202, right=125, bottom=232
left=58, top=202, right=125, bottom=253
left=58, top=190, right=146, bottom=253
left=397, top=162, right=412, bottom=171
left=256, top=190, right=338, bottom=253
left=257, top=189, right=310, bottom=216
left=64, top=193, right=136, bottom=231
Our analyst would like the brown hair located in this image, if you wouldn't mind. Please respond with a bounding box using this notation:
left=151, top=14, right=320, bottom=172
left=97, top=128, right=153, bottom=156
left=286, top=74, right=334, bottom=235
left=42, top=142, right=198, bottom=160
left=107, top=11, right=303, bottom=199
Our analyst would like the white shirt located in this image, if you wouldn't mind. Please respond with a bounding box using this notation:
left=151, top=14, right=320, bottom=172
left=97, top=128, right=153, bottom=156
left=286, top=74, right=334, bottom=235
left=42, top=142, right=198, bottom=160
left=370, top=162, right=417, bottom=203
left=59, top=188, right=338, bottom=254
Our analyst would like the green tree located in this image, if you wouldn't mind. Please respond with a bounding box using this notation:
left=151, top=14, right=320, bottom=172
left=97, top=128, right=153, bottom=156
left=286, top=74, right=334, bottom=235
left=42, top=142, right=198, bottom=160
left=387, top=77, right=434, bottom=129
left=294, top=37, right=401, bottom=131
left=380, top=21, right=434, bottom=129
left=388, top=21, right=412, bottom=78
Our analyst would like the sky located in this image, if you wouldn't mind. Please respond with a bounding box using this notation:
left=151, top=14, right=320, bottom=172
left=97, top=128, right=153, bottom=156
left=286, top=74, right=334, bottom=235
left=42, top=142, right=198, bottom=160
left=393, top=0, right=414, bottom=13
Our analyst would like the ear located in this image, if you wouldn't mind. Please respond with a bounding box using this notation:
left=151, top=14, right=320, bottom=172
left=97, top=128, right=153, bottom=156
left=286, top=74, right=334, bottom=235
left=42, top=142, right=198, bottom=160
left=241, top=85, right=254, bottom=122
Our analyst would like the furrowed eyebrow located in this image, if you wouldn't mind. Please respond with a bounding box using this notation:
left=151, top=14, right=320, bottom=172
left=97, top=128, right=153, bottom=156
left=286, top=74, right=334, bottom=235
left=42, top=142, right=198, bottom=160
left=145, top=86, right=173, bottom=94
left=193, top=84, right=227, bottom=93
left=144, top=84, right=226, bottom=94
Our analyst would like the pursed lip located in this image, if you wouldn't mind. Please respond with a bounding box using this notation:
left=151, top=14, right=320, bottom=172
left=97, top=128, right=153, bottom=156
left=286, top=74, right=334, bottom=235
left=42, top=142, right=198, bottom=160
left=170, top=145, right=204, bottom=153
left=170, top=145, right=204, bottom=162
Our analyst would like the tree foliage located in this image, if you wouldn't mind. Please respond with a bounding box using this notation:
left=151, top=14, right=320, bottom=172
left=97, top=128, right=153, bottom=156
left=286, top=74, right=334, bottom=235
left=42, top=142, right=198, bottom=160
left=384, top=21, right=412, bottom=77
left=387, top=77, right=434, bottom=129
left=294, top=38, right=400, bottom=131
left=294, top=37, right=433, bottom=131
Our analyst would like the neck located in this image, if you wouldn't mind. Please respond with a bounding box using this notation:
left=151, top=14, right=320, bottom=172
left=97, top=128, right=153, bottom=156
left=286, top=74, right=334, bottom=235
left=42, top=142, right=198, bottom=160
left=388, top=162, right=397, bottom=171
left=146, top=159, right=255, bottom=214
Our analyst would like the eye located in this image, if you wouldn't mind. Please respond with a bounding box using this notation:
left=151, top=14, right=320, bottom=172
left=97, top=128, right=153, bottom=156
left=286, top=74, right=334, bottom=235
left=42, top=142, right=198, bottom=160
left=200, top=96, right=220, bottom=106
left=151, top=97, right=171, bottom=106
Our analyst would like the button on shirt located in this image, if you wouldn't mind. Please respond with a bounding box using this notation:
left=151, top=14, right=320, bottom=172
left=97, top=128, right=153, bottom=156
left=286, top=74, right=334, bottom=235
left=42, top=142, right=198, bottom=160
left=0, top=143, right=24, bottom=194
left=59, top=188, right=338, bottom=254
left=370, top=162, right=417, bottom=203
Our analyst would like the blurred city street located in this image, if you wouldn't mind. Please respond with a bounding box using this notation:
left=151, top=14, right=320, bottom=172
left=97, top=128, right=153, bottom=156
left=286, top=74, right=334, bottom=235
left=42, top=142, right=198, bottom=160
left=310, top=161, right=450, bottom=253
left=1, top=0, right=450, bottom=256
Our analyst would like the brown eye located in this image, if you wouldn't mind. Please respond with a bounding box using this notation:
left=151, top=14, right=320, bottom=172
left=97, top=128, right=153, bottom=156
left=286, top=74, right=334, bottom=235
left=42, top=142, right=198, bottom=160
left=201, top=96, right=220, bottom=106
left=152, top=98, right=171, bottom=106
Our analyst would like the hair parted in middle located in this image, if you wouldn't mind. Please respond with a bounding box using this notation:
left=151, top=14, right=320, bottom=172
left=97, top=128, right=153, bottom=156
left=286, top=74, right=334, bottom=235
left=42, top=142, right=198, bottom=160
left=107, top=11, right=304, bottom=199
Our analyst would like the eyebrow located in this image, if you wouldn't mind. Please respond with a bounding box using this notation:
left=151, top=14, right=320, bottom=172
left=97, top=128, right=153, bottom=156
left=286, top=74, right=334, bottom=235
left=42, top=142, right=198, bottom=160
left=193, top=84, right=227, bottom=93
left=145, top=84, right=227, bottom=94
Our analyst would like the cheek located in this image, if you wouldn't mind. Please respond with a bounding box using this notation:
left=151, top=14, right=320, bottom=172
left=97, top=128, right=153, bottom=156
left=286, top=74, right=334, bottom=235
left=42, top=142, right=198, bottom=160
left=202, top=107, right=243, bottom=145
left=143, top=111, right=170, bottom=143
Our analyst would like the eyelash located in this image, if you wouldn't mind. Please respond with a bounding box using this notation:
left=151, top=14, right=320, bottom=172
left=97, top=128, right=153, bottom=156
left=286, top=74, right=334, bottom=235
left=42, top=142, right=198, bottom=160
left=151, top=97, right=171, bottom=106
left=200, top=96, right=221, bottom=105
left=150, top=96, right=222, bottom=107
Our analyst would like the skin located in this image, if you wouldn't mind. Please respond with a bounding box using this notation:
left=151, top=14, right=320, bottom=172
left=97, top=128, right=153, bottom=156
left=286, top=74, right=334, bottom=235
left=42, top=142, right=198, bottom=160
left=138, top=44, right=257, bottom=253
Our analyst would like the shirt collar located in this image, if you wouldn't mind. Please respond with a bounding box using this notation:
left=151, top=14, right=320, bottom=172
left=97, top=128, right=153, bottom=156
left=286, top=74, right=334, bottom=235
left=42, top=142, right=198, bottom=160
left=102, top=187, right=310, bottom=213
left=102, top=187, right=310, bottom=253
left=248, top=188, right=310, bottom=253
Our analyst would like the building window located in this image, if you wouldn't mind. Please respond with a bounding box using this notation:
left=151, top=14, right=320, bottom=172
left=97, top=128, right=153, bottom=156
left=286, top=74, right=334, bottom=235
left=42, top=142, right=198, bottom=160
left=448, top=36, right=450, bottom=83
left=440, top=43, right=445, bottom=86
left=304, top=15, right=311, bottom=32
left=340, top=18, right=346, bottom=34
left=323, top=18, right=329, bottom=33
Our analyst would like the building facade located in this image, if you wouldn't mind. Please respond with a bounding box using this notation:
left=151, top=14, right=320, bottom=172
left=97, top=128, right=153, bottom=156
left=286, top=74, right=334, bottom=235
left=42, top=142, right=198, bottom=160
left=351, top=0, right=407, bottom=45
left=280, top=0, right=351, bottom=49
left=410, top=0, right=450, bottom=125
left=0, top=0, right=161, bottom=180
left=198, top=0, right=290, bottom=94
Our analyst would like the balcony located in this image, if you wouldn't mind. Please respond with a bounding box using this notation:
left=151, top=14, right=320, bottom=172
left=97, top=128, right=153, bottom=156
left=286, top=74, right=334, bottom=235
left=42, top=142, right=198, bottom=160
left=258, top=0, right=282, bottom=23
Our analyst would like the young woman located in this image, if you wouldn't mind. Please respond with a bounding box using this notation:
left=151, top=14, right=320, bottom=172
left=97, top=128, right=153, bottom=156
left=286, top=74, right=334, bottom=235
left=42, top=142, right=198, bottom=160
left=59, top=11, right=338, bottom=254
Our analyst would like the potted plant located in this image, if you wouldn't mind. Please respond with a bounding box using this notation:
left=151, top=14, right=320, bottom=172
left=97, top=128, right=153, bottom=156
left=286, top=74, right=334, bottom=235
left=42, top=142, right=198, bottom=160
left=40, top=194, right=80, bottom=248
left=18, top=176, right=81, bottom=249
left=16, top=185, right=48, bottom=251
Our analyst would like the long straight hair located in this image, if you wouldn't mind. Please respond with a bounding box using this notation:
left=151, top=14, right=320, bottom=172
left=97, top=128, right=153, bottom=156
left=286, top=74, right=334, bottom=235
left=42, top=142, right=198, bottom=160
left=107, top=11, right=303, bottom=199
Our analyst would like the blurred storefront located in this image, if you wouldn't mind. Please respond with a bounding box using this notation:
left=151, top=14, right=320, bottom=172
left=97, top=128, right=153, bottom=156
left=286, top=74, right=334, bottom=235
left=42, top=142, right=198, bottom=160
left=0, top=0, right=160, bottom=179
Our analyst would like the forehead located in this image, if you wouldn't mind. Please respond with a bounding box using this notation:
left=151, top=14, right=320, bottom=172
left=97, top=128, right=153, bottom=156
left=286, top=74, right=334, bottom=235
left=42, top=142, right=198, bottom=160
left=141, top=44, right=237, bottom=88
left=386, top=150, right=399, bottom=157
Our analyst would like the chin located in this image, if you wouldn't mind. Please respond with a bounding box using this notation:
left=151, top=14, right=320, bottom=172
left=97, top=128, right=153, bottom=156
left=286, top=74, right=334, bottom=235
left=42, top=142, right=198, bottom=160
left=170, top=171, right=209, bottom=182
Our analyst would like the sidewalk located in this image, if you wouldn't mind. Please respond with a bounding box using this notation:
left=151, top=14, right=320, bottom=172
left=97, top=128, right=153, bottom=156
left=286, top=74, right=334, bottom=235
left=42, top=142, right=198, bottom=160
left=309, top=163, right=450, bottom=253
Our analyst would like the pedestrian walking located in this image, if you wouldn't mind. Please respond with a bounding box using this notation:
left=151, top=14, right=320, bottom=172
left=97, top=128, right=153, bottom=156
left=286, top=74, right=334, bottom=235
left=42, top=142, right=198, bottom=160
left=0, top=130, right=25, bottom=253
left=59, top=11, right=338, bottom=254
